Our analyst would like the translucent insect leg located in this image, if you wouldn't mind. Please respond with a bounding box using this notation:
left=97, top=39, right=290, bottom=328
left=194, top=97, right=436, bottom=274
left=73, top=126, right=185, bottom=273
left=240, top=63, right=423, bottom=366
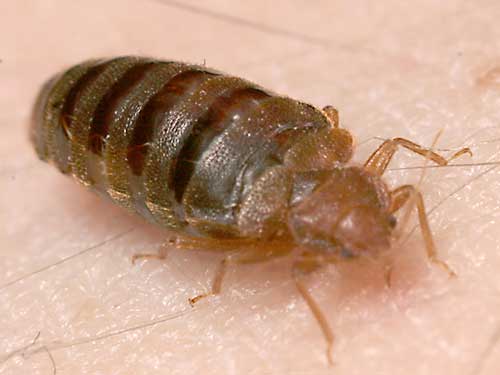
left=188, top=240, right=294, bottom=305
left=364, top=137, right=471, bottom=176
left=131, top=241, right=170, bottom=264
left=293, top=253, right=338, bottom=366
left=382, top=259, right=395, bottom=288
left=188, top=257, right=229, bottom=306
left=389, top=185, right=456, bottom=277
left=131, top=234, right=265, bottom=265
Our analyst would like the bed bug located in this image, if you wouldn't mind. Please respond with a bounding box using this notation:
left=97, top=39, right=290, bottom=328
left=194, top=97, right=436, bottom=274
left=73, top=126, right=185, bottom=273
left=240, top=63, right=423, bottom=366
left=30, top=56, right=470, bottom=364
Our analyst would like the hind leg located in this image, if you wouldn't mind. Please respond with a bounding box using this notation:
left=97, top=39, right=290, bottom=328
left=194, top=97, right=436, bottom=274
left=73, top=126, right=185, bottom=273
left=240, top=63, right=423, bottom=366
left=131, top=232, right=267, bottom=264
left=131, top=240, right=170, bottom=264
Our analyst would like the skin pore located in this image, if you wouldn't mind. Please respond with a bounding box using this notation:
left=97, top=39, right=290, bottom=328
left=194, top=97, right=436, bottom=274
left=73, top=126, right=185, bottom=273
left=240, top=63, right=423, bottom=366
left=1, top=1, right=500, bottom=374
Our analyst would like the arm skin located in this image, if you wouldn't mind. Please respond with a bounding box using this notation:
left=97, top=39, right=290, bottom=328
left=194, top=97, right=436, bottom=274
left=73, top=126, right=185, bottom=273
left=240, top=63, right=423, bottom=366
left=1, top=1, right=500, bottom=374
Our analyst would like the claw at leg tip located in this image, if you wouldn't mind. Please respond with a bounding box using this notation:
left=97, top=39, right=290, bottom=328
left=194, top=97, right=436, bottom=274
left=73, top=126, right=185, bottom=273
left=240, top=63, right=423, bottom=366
left=327, top=345, right=335, bottom=366
left=189, top=294, right=209, bottom=306
left=433, top=259, right=457, bottom=278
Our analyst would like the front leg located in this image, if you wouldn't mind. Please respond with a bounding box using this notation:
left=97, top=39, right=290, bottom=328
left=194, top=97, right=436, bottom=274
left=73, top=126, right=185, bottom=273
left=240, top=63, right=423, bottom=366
left=389, top=185, right=456, bottom=277
left=293, top=252, right=339, bottom=366
left=364, top=137, right=471, bottom=176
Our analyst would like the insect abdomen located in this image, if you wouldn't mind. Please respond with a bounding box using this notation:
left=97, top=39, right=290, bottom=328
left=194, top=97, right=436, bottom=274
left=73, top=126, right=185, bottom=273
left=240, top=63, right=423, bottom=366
left=31, top=57, right=338, bottom=237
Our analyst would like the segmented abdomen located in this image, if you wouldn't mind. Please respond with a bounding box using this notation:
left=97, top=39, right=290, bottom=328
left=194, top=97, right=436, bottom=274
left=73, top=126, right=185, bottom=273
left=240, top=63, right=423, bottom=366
left=31, top=57, right=332, bottom=236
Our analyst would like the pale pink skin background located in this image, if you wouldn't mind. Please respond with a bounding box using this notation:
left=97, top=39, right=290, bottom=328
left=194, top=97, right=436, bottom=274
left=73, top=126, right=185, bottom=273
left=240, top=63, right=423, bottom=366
left=1, top=1, right=500, bottom=374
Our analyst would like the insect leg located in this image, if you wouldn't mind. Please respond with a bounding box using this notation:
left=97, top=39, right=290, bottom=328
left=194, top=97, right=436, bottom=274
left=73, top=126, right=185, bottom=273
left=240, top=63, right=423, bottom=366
left=131, top=241, right=170, bottom=264
left=189, top=240, right=294, bottom=305
left=189, top=257, right=229, bottom=306
left=364, top=137, right=471, bottom=176
left=292, top=254, right=337, bottom=366
left=383, top=261, right=395, bottom=288
left=131, top=234, right=262, bottom=265
left=389, top=185, right=456, bottom=277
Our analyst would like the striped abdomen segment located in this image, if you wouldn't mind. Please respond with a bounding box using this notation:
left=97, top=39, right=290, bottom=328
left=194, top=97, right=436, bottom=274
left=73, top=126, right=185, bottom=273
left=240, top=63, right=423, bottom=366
left=31, top=57, right=332, bottom=236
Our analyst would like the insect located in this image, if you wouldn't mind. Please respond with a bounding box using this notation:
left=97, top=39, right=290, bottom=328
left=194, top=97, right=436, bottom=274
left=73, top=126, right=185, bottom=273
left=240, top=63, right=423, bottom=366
left=31, top=56, right=470, bottom=364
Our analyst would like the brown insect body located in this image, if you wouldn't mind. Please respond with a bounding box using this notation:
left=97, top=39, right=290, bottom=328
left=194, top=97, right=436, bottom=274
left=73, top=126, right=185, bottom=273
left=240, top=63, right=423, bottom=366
left=31, top=56, right=362, bottom=250
left=31, top=56, right=468, bottom=364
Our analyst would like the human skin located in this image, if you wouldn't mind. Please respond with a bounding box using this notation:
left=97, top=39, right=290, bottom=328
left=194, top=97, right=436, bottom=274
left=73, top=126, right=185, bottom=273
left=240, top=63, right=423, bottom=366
left=1, top=1, right=500, bottom=374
